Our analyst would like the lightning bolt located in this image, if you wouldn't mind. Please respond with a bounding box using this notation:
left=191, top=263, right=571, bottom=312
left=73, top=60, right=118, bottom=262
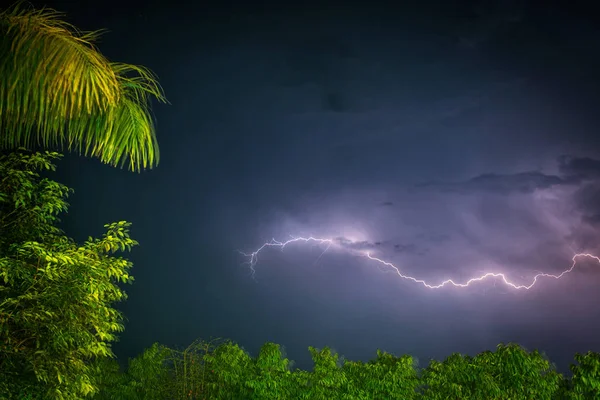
left=239, top=236, right=334, bottom=278
left=239, top=236, right=600, bottom=290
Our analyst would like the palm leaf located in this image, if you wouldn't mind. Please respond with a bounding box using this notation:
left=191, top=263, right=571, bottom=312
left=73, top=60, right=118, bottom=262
left=0, top=1, right=167, bottom=172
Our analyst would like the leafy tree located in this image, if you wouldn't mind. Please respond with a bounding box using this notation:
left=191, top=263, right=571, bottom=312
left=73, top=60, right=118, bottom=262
left=88, top=357, right=134, bottom=400
left=0, top=1, right=167, bottom=172
left=245, top=342, right=298, bottom=399
left=89, top=336, right=595, bottom=400
left=420, top=343, right=562, bottom=399
left=122, top=342, right=175, bottom=399
left=300, top=346, right=349, bottom=399
left=90, top=343, right=175, bottom=400
left=0, top=150, right=138, bottom=399
left=202, top=341, right=254, bottom=399
left=566, top=351, right=600, bottom=399
left=473, top=343, right=562, bottom=399
left=419, top=352, right=502, bottom=399
left=169, top=337, right=224, bottom=399
left=341, top=349, right=420, bottom=399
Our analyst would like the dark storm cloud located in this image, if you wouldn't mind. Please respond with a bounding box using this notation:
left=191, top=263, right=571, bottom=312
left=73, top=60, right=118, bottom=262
left=558, top=156, right=600, bottom=181
left=280, top=29, right=359, bottom=114
left=333, top=78, right=528, bottom=148
left=420, top=171, right=567, bottom=194
left=406, top=155, right=600, bottom=261
left=422, top=156, right=600, bottom=195
left=393, top=243, right=419, bottom=254
left=584, top=213, right=600, bottom=226
left=323, top=92, right=350, bottom=113
left=454, top=0, right=525, bottom=49
left=573, top=183, right=600, bottom=228
left=552, top=156, right=600, bottom=252
left=415, top=232, right=452, bottom=244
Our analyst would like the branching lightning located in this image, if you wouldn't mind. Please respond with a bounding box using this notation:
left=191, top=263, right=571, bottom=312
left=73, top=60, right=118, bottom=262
left=239, top=236, right=600, bottom=290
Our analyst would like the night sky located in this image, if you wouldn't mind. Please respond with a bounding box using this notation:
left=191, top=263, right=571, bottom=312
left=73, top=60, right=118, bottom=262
left=17, top=0, right=600, bottom=374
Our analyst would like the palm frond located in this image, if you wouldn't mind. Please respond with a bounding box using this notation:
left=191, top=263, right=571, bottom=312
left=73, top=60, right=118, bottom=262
left=0, top=1, right=167, bottom=172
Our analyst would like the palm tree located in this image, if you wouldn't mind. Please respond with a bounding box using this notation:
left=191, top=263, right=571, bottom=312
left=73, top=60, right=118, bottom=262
left=0, top=0, right=167, bottom=172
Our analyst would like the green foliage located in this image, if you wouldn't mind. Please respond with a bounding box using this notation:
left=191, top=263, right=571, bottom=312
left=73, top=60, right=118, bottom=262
left=203, top=341, right=254, bottom=399
left=419, top=352, right=500, bottom=399
left=90, top=343, right=175, bottom=400
left=0, top=149, right=138, bottom=399
left=89, top=334, right=599, bottom=400
left=244, top=342, right=298, bottom=399
left=88, top=357, right=134, bottom=400
left=567, top=351, right=600, bottom=399
left=301, top=346, right=349, bottom=399
left=168, top=337, right=224, bottom=399
left=341, top=349, right=420, bottom=399
left=419, top=343, right=562, bottom=399
left=125, top=343, right=174, bottom=400
left=0, top=1, right=167, bottom=172
left=473, top=343, right=562, bottom=399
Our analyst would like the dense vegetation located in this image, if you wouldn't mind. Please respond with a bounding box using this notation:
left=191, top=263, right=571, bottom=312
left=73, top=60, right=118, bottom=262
left=1, top=150, right=599, bottom=400
left=0, top=150, right=138, bottom=398
left=89, top=338, right=600, bottom=400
